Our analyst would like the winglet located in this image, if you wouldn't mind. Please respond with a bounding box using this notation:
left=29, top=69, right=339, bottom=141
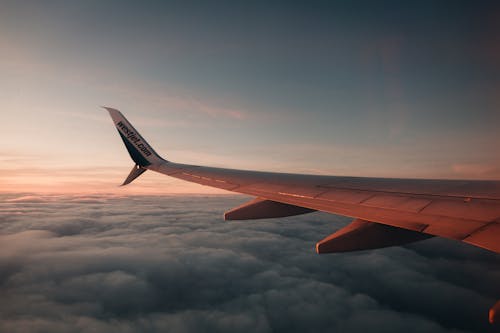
left=105, top=107, right=166, bottom=185
left=122, top=164, right=148, bottom=186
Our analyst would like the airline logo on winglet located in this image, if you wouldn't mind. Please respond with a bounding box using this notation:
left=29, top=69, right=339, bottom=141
left=116, top=121, right=152, bottom=157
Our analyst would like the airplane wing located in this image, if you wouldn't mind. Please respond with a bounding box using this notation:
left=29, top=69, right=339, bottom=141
left=105, top=107, right=500, bottom=254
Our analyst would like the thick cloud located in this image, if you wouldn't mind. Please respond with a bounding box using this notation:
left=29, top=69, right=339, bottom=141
left=0, top=193, right=499, bottom=333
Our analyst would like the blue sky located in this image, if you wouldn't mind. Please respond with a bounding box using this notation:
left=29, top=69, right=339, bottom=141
left=1, top=1, right=500, bottom=193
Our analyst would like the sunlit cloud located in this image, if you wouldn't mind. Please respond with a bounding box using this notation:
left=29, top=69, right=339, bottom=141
left=0, top=194, right=497, bottom=332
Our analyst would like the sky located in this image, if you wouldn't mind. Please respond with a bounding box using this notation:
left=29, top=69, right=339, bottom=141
left=1, top=193, right=499, bottom=333
left=1, top=0, right=500, bottom=194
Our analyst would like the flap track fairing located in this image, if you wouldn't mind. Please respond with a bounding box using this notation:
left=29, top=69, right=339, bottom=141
left=224, top=197, right=315, bottom=220
left=316, top=218, right=432, bottom=253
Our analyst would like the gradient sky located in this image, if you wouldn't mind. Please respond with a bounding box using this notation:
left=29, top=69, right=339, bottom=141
left=2, top=1, right=500, bottom=194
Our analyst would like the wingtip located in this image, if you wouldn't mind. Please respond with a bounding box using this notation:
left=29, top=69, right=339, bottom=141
left=102, top=106, right=124, bottom=122
left=101, top=106, right=118, bottom=113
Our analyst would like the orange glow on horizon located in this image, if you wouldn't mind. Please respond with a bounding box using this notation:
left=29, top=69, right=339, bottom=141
left=0, top=167, right=230, bottom=195
left=3, top=160, right=500, bottom=195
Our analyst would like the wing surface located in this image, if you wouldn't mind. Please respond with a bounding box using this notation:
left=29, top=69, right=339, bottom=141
left=106, top=107, right=500, bottom=253
left=153, top=162, right=500, bottom=252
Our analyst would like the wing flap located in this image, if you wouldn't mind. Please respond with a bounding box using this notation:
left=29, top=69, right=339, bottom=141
left=420, top=199, right=500, bottom=221
left=422, top=217, right=486, bottom=240
left=464, top=222, right=500, bottom=252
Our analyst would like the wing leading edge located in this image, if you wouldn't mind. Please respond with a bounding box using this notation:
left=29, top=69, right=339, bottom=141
left=105, top=107, right=500, bottom=254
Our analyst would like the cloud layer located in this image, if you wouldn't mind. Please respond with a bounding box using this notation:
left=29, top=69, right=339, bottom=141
left=0, top=193, right=499, bottom=333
